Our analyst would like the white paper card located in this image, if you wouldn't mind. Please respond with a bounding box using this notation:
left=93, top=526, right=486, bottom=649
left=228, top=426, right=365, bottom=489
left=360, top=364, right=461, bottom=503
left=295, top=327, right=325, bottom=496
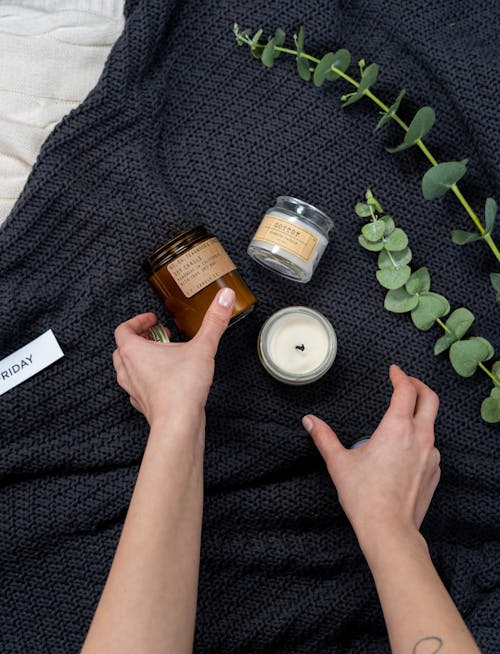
left=0, top=329, right=64, bottom=396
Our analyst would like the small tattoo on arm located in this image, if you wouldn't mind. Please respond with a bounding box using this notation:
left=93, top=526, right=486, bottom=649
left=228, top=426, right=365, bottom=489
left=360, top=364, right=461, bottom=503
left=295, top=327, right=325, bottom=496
left=413, top=636, right=443, bottom=654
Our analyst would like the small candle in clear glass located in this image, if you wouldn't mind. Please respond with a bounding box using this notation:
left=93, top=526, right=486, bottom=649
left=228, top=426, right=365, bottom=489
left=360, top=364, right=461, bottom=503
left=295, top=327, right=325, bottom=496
left=257, top=306, right=337, bottom=385
left=248, top=196, right=334, bottom=283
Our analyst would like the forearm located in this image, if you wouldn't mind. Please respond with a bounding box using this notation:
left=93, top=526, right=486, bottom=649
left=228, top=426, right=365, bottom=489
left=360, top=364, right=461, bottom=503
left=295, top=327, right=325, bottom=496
left=82, top=410, right=205, bottom=654
left=361, top=526, right=480, bottom=654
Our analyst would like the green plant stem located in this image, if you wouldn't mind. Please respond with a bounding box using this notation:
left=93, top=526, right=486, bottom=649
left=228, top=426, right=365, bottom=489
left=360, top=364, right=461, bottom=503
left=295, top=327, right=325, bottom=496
left=435, top=318, right=500, bottom=387
left=268, top=43, right=500, bottom=264
left=435, top=317, right=452, bottom=334
left=478, top=362, right=500, bottom=387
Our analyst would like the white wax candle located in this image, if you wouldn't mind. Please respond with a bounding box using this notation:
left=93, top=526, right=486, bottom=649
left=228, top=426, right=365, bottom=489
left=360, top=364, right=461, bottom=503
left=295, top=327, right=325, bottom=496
left=258, top=307, right=337, bottom=385
left=267, top=313, right=330, bottom=374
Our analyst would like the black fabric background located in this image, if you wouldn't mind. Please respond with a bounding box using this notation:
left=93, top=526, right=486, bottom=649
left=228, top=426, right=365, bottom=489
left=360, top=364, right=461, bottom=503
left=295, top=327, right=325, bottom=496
left=0, top=1, right=498, bottom=652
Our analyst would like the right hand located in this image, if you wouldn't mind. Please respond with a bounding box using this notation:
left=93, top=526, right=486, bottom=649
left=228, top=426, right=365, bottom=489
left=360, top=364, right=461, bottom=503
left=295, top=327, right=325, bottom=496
left=302, top=365, right=441, bottom=553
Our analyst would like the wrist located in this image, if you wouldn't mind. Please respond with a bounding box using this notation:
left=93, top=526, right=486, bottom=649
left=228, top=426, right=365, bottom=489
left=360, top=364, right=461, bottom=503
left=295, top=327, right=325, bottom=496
left=357, top=522, right=430, bottom=574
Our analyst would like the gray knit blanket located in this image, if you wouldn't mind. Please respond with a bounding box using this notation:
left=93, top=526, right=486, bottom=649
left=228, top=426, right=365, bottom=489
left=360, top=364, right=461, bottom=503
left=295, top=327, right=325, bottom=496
left=0, top=1, right=498, bottom=652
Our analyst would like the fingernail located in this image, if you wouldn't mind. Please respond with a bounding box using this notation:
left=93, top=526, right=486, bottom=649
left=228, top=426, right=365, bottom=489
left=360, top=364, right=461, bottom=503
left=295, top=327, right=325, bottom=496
left=302, top=415, right=313, bottom=432
left=218, top=287, right=235, bottom=308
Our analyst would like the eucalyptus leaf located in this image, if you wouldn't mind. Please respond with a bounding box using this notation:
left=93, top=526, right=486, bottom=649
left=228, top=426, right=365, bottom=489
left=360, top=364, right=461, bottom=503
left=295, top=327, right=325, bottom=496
left=449, top=336, right=494, bottom=377
left=481, top=392, right=500, bottom=423
left=297, top=55, right=311, bottom=81
left=261, top=37, right=276, bottom=67
left=375, top=89, right=405, bottom=132
left=384, top=227, right=408, bottom=251
left=386, top=106, right=436, bottom=153
left=362, top=221, right=385, bottom=242
left=376, top=265, right=412, bottom=289
left=381, top=215, right=395, bottom=235
left=274, top=28, right=286, bottom=48
left=492, top=361, right=500, bottom=380
left=422, top=160, right=468, bottom=200
left=405, top=267, right=431, bottom=295
left=326, top=49, right=351, bottom=81
left=452, top=229, right=482, bottom=245
left=296, top=26, right=305, bottom=54
left=384, top=287, right=420, bottom=313
left=484, top=197, right=497, bottom=235
left=433, top=307, right=475, bottom=355
left=377, top=247, right=412, bottom=269
left=365, top=189, right=383, bottom=213
left=411, top=292, right=450, bottom=331
left=358, top=234, right=384, bottom=251
left=313, top=52, right=336, bottom=87
left=355, top=202, right=372, bottom=217
left=235, top=27, right=251, bottom=46
left=490, top=272, right=500, bottom=300
left=250, top=28, right=264, bottom=58
left=342, top=63, right=379, bottom=107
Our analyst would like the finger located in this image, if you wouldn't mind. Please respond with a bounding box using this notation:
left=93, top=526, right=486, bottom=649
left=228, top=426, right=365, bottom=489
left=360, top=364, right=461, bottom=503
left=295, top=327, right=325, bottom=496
left=408, top=376, right=440, bottom=424
left=194, top=287, right=235, bottom=354
left=302, top=415, right=346, bottom=466
left=112, top=348, right=123, bottom=372
left=130, top=396, right=142, bottom=412
left=388, top=364, right=418, bottom=417
left=114, top=313, right=158, bottom=347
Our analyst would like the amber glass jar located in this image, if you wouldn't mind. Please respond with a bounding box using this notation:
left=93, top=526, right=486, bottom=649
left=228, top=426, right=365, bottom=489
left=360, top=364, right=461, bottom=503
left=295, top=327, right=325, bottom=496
left=144, top=226, right=257, bottom=338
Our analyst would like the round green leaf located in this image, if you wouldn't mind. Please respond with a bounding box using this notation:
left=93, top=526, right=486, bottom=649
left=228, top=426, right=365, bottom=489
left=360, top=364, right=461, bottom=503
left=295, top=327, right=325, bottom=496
left=261, top=37, right=276, bottom=67
left=355, top=202, right=372, bottom=217
left=490, top=273, right=500, bottom=300
left=411, top=292, right=450, bottom=331
left=384, top=287, right=420, bottom=313
left=452, top=229, right=482, bottom=245
left=384, top=228, right=408, bottom=251
left=492, top=361, right=500, bottom=380
left=297, top=55, right=311, bottom=81
left=491, top=387, right=500, bottom=400
left=481, top=394, right=500, bottom=423
left=422, top=160, right=468, bottom=200
left=313, top=52, right=336, bottom=87
left=358, top=234, right=384, bottom=251
left=374, top=89, right=405, bottom=132
left=377, top=247, right=412, bottom=270
left=274, top=28, right=286, bottom=48
left=434, top=334, right=453, bottom=356
left=444, top=307, right=475, bottom=339
left=434, top=307, right=475, bottom=355
left=386, top=106, right=435, bottom=153
left=405, top=267, right=431, bottom=295
left=484, top=197, right=497, bottom=235
left=342, top=63, right=379, bottom=107
left=381, top=215, right=395, bottom=235
left=449, top=337, right=495, bottom=377
left=326, top=49, right=351, bottom=80
left=361, top=220, right=385, bottom=242
left=376, top=265, right=411, bottom=289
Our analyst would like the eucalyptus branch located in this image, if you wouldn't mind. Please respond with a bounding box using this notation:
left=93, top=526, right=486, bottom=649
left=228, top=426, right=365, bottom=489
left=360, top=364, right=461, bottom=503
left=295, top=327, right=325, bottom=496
left=233, top=24, right=500, bottom=295
left=355, top=188, right=500, bottom=423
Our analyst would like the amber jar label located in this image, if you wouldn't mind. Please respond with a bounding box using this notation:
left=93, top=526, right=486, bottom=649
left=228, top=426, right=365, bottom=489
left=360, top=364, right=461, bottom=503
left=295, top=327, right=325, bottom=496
left=166, top=237, right=236, bottom=298
left=253, top=214, right=320, bottom=262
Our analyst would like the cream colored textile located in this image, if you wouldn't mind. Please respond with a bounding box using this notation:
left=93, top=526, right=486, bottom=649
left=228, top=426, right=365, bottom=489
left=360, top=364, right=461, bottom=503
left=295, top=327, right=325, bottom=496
left=0, top=0, right=124, bottom=225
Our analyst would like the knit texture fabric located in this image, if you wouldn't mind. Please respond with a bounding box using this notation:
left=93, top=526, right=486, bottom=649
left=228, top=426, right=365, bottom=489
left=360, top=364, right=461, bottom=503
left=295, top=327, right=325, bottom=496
left=0, top=1, right=498, bottom=652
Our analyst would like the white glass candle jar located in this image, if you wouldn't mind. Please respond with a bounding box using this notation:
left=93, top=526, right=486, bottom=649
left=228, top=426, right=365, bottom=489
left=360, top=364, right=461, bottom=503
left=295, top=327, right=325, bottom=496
left=257, top=306, right=337, bottom=385
left=248, top=196, right=334, bottom=283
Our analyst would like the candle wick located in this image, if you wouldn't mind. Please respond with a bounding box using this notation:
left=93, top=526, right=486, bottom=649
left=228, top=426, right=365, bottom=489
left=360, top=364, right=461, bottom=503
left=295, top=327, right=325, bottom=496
left=295, top=344, right=305, bottom=351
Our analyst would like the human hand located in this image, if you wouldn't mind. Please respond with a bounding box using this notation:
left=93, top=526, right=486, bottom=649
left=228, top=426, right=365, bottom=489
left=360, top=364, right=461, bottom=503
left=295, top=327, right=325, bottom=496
left=113, top=287, right=236, bottom=426
left=302, top=365, right=441, bottom=556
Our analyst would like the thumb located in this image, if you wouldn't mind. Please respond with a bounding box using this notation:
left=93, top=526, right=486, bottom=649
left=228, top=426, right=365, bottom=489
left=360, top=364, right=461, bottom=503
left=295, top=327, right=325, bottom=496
left=302, top=414, right=346, bottom=469
left=194, top=287, right=235, bottom=353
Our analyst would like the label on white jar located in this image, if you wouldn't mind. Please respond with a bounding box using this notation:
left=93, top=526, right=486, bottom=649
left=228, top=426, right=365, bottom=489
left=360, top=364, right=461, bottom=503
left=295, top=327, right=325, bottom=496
left=253, top=214, right=320, bottom=262
left=167, top=237, right=236, bottom=298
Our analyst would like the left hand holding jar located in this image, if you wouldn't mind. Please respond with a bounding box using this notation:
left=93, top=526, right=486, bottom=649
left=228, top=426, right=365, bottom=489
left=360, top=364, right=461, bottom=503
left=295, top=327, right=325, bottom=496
left=112, top=287, right=236, bottom=427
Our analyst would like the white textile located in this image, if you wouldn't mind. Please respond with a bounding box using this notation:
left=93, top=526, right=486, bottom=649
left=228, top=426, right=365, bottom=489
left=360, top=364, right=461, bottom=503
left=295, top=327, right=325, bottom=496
left=0, top=0, right=125, bottom=225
